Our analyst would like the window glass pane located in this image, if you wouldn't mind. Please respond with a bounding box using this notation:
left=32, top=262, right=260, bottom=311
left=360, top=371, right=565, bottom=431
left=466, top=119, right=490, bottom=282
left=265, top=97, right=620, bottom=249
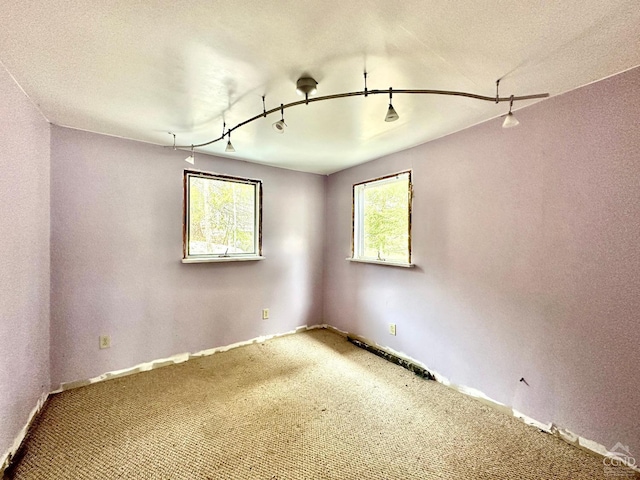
left=188, top=176, right=256, bottom=256
left=362, top=178, right=408, bottom=262
left=353, top=172, right=410, bottom=263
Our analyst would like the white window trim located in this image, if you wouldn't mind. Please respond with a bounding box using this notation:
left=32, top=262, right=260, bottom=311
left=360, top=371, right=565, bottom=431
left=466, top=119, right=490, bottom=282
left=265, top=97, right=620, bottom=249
left=346, top=257, right=414, bottom=268
left=183, top=170, right=263, bottom=263
left=182, top=256, right=266, bottom=264
left=350, top=170, right=413, bottom=266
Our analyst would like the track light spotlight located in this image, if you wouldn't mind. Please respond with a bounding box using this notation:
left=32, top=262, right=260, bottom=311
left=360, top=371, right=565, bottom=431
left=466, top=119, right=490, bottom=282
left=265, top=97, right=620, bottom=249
left=272, top=120, right=286, bottom=133
left=185, top=145, right=195, bottom=164
left=385, top=87, right=399, bottom=122
left=225, top=131, right=235, bottom=152
left=273, top=104, right=287, bottom=133
left=502, top=95, right=520, bottom=128
left=385, top=105, right=399, bottom=122
left=502, top=112, right=519, bottom=128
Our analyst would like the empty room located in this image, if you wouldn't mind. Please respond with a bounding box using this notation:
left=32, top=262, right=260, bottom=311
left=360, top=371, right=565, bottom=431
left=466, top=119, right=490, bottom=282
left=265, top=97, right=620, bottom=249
left=1, top=1, right=639, bottom=479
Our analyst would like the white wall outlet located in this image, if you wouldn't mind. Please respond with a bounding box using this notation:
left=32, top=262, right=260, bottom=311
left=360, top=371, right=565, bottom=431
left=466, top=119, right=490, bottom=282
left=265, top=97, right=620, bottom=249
left=262, top=308, right=269, bottom=320
left=99, top=335, right=111, bottom=349
left=389, top=323, right=397, bottom=336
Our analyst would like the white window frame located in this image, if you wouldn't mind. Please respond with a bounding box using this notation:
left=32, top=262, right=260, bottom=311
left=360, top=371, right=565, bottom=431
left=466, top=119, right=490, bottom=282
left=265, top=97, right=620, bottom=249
left=182, top=170, right=263, bottom=263
left=349, top=171, right=414, bottom=268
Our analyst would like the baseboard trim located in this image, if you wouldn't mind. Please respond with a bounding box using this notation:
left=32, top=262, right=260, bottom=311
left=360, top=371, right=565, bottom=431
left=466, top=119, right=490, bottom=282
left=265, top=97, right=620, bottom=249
left=327, top=327, right=639, bottom=474
left=3, top=325, right=326, bottom=476
left=6, top=324, right=637, bottom=475
left=1, top=391, right=49, bottom=476
left=52, top=324, right=326, bottom=394
left=347, top=336, right=435, bottom=380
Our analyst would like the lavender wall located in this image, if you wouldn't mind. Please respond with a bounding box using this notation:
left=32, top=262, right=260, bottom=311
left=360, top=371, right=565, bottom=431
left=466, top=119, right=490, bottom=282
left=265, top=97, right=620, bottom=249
left=50, top=127, right=325, bottom=386
left=0, top=66, right=50, bottom=457
left=324, top=67, right=640, bottom=454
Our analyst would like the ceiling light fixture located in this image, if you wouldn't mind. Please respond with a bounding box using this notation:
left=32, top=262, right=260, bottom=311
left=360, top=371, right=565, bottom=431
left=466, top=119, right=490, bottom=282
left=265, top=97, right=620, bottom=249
left=272, top=104, right=286, bottom=133
left=225, top=130, right=235, bottom=152
left=171, top=73, right=548, bottom=151
left=502, top=95, right=520, bottom=128
left=385, top=87, right=399, bottom=122
left=184, top=145, right=195, bottom=165
left=296, top=76, right=318, bottom=104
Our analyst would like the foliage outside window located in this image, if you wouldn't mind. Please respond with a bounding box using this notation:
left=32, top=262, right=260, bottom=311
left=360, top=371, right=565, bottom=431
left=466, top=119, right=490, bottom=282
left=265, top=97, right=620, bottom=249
left=183, top=170, right=262, bottom=261
left=352, top=171, right=412, bottom=265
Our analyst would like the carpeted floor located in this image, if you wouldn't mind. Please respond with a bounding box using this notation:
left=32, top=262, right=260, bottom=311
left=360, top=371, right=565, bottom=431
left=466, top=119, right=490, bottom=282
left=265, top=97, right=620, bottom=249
left=7, top=329, right=638, bottom=479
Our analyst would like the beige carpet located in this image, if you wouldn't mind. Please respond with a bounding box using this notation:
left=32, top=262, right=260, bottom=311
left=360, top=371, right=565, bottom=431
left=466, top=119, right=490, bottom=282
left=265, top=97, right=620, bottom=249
left=7, top=329, right=638, bottom=479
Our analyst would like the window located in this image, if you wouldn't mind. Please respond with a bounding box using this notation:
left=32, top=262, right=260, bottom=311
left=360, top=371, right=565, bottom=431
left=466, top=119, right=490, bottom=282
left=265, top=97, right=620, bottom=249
left=183, top=170, right=262, bottom=262
left=351, top=171, right=412, bottom=266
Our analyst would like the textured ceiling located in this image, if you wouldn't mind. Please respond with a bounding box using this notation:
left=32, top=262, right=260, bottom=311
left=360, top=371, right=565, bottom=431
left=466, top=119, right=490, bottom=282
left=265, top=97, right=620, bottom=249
left=2, top=1, right=639, bottom=174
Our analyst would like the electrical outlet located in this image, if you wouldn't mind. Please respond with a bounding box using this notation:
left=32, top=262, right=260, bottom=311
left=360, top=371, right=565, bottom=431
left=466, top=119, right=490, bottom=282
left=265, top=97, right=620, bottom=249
left=99, top=335, right=111, bottom=349
left=262, top=308, right=269, bottom=320
left=389, top=323, right=396, bottom=336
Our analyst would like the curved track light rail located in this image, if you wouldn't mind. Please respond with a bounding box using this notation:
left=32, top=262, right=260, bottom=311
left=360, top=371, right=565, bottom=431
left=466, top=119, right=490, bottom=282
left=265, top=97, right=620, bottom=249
left=173, top=85, right=549, bottom=150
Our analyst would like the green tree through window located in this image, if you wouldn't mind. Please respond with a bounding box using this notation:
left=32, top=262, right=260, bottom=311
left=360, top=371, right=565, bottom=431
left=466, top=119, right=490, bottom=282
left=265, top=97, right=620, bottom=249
left=353, top=172, right=411, bottom=264
left=184, top=171, right=261, bottom=259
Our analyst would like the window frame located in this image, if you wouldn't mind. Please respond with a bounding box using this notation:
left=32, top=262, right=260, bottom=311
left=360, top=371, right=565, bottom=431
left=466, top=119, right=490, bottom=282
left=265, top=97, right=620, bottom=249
left=182, top=169, right=263, bottom=263
left=350, top=170, right=413, bottom=267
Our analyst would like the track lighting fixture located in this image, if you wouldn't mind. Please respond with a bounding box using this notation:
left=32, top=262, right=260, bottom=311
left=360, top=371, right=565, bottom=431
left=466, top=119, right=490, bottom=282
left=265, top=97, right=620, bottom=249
left=225, top=131, right=235, bottom=152
left=184, top=145, right=195, bottom=165
left=296, top=77, right=318, bottom=96
left=502, top=111, right=519, bottom=128
left=385, top=87, right=399, bottom=122
left=272, top=104, right=286, bottom=133
left=170, top=73, right=549, bottom=152
left=272, top=119, right=286, bottom=133
left=296, top=76, right=318, bottom=104
left=502, top=95, right=520, bottom=128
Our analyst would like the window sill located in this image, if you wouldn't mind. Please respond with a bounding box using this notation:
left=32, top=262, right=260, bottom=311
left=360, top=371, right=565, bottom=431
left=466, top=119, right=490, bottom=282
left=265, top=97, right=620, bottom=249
left=182, top=256, right=266, bottom=264
left=346, top=258, right=414, bottom=268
